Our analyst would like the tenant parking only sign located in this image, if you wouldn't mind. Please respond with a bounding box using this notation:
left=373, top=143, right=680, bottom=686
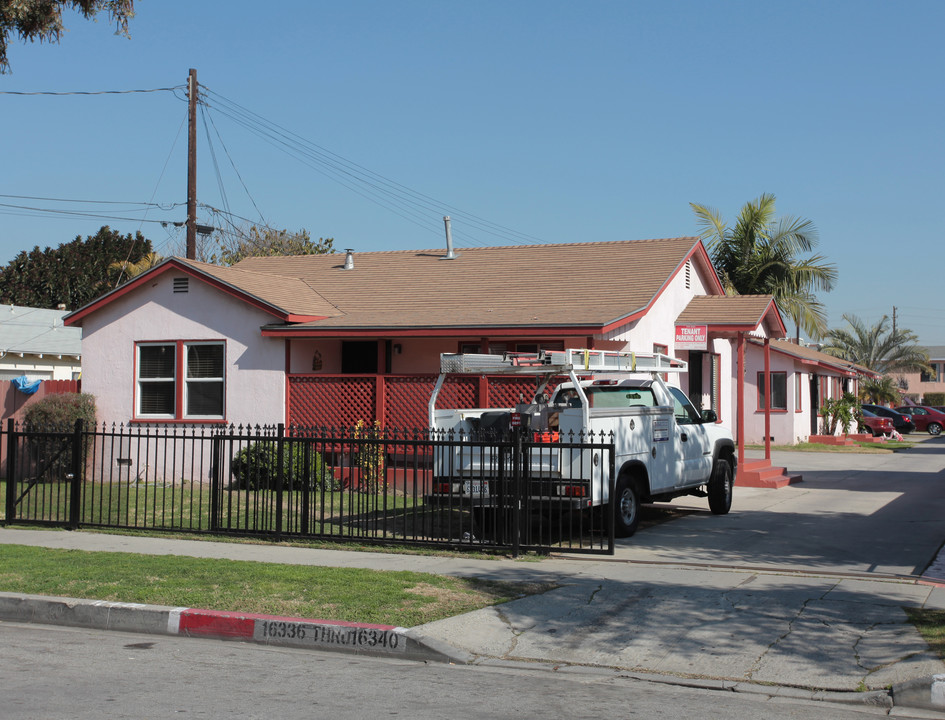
left=675, top=325, right=708, bottom=350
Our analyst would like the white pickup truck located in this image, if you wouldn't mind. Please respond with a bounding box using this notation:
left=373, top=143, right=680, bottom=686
left=428, top=349, right=736, bottom=537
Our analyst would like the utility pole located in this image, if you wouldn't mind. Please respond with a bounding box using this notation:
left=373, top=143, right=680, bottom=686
left=186, top=68, right=198, bottom=260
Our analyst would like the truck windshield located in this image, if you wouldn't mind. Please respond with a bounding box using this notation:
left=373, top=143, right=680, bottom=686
left=561, top=386, right=657, bottom=409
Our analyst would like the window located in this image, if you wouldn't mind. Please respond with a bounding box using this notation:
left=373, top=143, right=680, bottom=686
left=668, top=386, right=701, bottom=425
left=920, top=364, right=940, bottom=382
left=137, top=341, right=225, bottom=420
left=757, top=371, right=787, bottom=411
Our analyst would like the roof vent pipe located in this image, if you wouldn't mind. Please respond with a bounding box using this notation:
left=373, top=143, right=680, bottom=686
left=442, top=216, right=458, bottom=260
left=343, top=248, right=355, bottom=270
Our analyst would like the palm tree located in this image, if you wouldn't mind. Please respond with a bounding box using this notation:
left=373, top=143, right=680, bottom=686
left=690, top=194, right=838, bottom=339
left=858, top=375, right=901, bottom=405
left=108, top=252, right=163, bottom=286
left=820, top=313, right=931, bottom=375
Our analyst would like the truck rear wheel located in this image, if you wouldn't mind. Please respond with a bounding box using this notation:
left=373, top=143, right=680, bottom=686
left=707, top=459, right=733, bottom=515
left=613, top=477, right=641, bottom=538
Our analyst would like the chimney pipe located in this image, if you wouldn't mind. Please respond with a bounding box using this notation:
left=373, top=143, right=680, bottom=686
left=344, top=248, right=355, bottom=270
left=442, top=216, right=458, bottom=260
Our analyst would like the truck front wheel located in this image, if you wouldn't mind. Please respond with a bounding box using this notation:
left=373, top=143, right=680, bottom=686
left=707, top=459, right=733, bottom=515
left=613, top=477, right=641, bottom=538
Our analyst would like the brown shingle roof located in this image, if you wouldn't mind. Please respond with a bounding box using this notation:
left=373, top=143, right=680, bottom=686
left=178, top=259, right=338, bottom=318
left=759, top=338, right=875, bottom=376
left=676, top=294, right=782, bottom=331
left=231, top=238, right=704, bottom=330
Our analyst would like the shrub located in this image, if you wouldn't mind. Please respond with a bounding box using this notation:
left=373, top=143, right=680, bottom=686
left=353, top=419, right=386, bottom=493
left=821, top=392, right=858, bottom=435
left=230, top=440, right=329, bottom=491
left=923, top=392, right=945, bottom=406
left=23, top=393, right=97, bottom=433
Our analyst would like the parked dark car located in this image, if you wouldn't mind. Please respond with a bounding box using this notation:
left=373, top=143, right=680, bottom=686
left=861, top=404, right=915, bottom=434
left=859, top=409, right=894, bottom=437
left=894, top=406, right=945, bottom=436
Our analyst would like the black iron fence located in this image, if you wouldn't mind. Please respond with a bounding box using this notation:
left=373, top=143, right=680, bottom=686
left=2, top=419, right=615, bottom=555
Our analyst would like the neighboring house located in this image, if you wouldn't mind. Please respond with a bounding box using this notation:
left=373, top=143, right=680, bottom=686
left=0, top=304, right=81, bottom=381
left=0, top=305, right=82, bottom=442
left=895, top=345, right=945, bottom=403
left=65, top=237, right=787, bottom=438
left=743, top=338, right=874, bottom=443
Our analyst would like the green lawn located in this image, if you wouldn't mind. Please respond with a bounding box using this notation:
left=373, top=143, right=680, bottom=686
left=1, top=479, right=425, bottom=537
left=905, top=608, right=945, bottom=661
left=0, top=544, right=551, bottom=627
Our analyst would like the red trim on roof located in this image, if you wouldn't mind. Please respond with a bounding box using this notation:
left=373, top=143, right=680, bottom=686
left=260, top=324, right=604, bottom=339
left=64, top=259, right=326, bottom=326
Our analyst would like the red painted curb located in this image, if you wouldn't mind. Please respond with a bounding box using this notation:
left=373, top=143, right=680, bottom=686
left=172, top=607, right=399, bottom=645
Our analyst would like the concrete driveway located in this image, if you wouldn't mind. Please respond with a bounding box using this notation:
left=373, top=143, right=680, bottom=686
left=417, top=437, right=945, bottom=695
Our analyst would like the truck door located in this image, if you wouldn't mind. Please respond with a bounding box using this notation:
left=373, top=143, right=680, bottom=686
left=668, top=386, right=713, bottom=486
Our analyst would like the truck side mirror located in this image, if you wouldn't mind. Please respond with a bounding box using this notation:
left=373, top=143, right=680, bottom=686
left=700, top=409, right=718, bottom=423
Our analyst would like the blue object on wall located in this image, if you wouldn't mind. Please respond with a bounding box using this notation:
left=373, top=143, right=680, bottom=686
left=12, top=376, right=42, bottom=395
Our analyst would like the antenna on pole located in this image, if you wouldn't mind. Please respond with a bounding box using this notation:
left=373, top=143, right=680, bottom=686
left=186, top=68, right=198, bottom=260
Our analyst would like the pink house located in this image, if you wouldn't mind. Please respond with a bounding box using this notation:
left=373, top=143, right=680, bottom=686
left=64, top=237, right=822, bottom=479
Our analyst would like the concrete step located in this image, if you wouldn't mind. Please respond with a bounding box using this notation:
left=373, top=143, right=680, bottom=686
left=737, top=459, right=803, bottom=489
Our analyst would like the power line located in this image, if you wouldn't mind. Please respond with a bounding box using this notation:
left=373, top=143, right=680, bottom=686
left=200, top=87, right=548, bottom=248
left=0, top=87, right=183, bottom=96
left=0, top=193, right=180, bottom=209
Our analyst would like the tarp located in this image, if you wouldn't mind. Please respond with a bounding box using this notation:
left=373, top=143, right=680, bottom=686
left=12, top=376, right=42, bottom=395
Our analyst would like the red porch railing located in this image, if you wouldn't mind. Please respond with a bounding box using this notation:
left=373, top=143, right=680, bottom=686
left=287, top=374, right=548, bottom=430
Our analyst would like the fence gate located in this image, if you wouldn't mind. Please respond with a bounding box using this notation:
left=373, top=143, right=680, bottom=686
left=4, top=419, right=83, bottom=528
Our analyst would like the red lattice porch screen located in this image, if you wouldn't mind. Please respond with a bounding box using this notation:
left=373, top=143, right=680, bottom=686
left=287, top=374, right=540, bottom=430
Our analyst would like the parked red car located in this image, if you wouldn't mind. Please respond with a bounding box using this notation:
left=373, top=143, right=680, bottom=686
left=894, top=406, right=945, bottom=436
left=859, top=409, right=894, bottom=437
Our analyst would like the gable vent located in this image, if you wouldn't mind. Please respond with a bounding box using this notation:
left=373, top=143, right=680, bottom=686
left=173, top=277, right=189, bottom=293
left=685, top=261, right=691, bottom=290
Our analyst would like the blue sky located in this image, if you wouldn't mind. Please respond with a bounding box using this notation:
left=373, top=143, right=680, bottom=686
left=2, top=1, right=943, bottom=343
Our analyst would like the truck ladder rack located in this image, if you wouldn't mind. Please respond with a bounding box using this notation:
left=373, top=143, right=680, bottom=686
left=439, top=348, right=687, bottom=375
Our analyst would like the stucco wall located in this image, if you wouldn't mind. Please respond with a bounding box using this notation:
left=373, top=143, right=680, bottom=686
left=79, top=273, right=286, bottom=427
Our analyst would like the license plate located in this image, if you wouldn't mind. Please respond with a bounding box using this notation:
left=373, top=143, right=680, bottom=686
left=463, top=480, right=489, bottom=497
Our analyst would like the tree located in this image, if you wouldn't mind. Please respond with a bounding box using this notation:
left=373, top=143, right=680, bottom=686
left=210, top=225, right=334, bottom=266
left=820, top=313, right=931, bottom=375
left=108, top=251, right=162, bottom=284
left=0, top=0, right=134, bottom=72
left=0, top=225, right=152, bottom=309
left=858, top=375, right=901, bottom=406
left=690, top=194, right=838, bottom=339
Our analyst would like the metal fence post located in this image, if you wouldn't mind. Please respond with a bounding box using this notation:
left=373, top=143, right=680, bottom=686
left=607, top=433, right=615, bottom=554
left=209, top=433, right=221, bottom=532
left=275, top=423, right=285, bottom=541
left=4, top=418, right=16, bottom=524
left=68, top=419, right=83, bottom=530
left=511, top=425, right=522, bottom=558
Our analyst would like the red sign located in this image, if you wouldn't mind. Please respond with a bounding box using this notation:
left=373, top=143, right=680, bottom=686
left=675, top=325, right=708, bottom=350
left=510, top=413, right=522, bottom=427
